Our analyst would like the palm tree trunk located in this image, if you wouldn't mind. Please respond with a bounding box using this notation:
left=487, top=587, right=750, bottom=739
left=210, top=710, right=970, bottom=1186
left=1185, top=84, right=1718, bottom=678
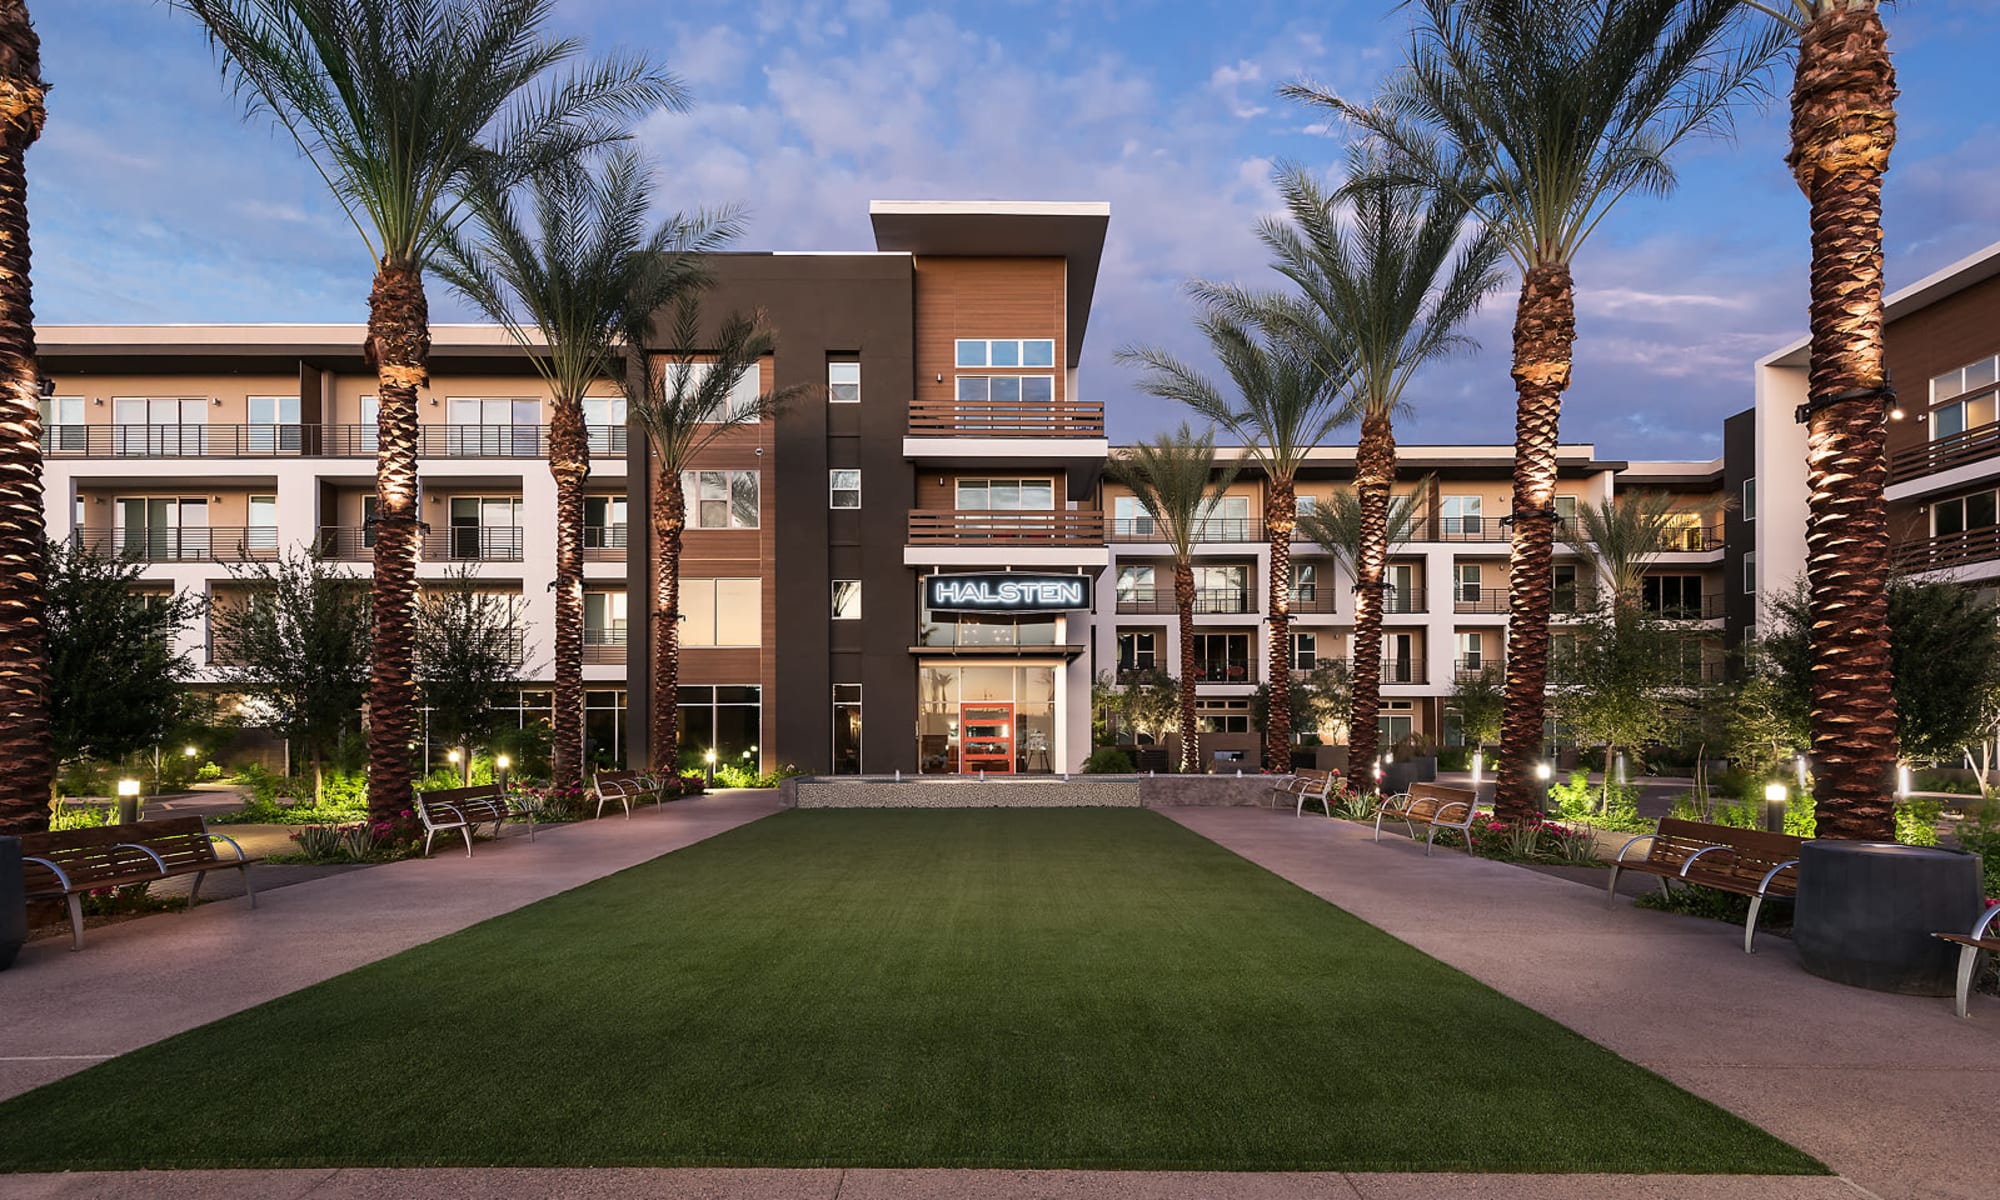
left=363, top=265, right=428, bottom=822
left=650, top=465, right=685, bottom=774
left=1264, top=480, right=1297, bottom=770
left=1496, top=264, right=1576, bottom=823
left=1174, top=559, right=1200, bottom=774
left=0, top=1, right=50, bottom=836
left=1789, top=1, right=1898, bottom=840
left=1348, top=413, right=1396, bottom=791
left=547, top=402, right=589, bottom=792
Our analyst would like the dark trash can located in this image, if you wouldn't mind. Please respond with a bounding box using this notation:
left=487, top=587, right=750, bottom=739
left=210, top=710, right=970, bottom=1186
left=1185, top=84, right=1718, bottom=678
left=1794, top=840, right=1983, bottom=996
left=1, top=836, right=24, bottom=972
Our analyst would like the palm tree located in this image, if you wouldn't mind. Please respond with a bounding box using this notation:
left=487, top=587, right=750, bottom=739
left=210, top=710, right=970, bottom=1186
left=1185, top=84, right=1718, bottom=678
left=0, top=0, right=52, bottom=835
left=626, top=298, right=800, bottom=774
left=1120, top=304, right=1351, bottom=771
left=436, top=150, right=736, bottom=793
left=1286, top=0, right=1783, bottom=822
left=1748, top=0, right=1899, bottom=840
left=1572, top=492, right=1687, bottom=610
left=1254, top=158, right=1502, bottom=789
left=1107, top=425, right=1240, bottom=774
left=175, top=0, right=681, bottom=820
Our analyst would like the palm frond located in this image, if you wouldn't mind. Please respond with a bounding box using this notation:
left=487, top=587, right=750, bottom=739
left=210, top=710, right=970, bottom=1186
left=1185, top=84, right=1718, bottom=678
left=1105, top=424, right=1242, bottom=562
left=1298, top=481, right=1430, bottom=577
left=628, top=293, right=806, bottom=474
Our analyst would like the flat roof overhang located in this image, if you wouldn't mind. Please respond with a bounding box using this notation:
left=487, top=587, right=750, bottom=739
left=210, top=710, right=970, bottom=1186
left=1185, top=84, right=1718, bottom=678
left=869, top=201, right=1110, bottom=367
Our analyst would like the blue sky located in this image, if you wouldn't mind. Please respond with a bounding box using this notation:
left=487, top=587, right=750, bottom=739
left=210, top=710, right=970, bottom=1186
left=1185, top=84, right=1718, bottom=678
left=26, top=0, right=2000, bottom=458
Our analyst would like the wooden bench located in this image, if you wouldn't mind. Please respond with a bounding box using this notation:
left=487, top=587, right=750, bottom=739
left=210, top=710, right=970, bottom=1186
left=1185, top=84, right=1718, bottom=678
left=1608, top=818, right=1804, bottom=953
left=1270, top=768, right=1339, bottom=818
left=1934, top=905, right=2000, bottom=1019
left=1373, top=783, right=1481, bottom=855
left=18, top=816, right=258, bottom=951
left=591, top=770, right=664, bottom=819
left=414, top=783, right=526, bottom=857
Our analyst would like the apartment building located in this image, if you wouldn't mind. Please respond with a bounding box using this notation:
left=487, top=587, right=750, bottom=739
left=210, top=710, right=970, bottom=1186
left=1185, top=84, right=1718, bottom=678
left=1746, top=238, right=2000, bottom=639
left=1098, top=447, right=1730, bottom=767
left=32, top=197, right=1765, bottom=777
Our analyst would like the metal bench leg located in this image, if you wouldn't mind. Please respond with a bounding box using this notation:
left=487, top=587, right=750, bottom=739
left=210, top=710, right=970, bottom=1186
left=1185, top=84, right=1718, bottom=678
left=1424, top=825, right=1438, bottom=856
left=186, top=870, right=206, bottom=909
left=1459, top=825, right=1475, bottom=856
left=461, top=826, right=475, bottom=858
left=65, top=894, right=84, bottom=951
left=423, top=827, right=436, bottom=857
left=1956, top=946, right=1979, bottom=1019
left=1658, top=876, right=1673, bottom=899
left=1373, top=811, right=1386, bottom=842
left=240, top=864, right=257, bottom=910
left=1744, top=896, right=1764, bottom=954
left=1606, top=865, right=1622, bottom=908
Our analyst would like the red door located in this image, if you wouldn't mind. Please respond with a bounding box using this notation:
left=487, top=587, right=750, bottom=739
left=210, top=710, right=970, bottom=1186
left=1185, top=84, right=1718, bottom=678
left=959, top=703, right=1015, bottom=774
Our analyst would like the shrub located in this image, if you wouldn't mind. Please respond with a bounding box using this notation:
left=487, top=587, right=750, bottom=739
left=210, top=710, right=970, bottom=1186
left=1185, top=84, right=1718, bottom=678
left=1436, top=745, right=1471, bottom=772
left=1958, top=801, right=2000, bottom=902
left=49, top=800, right=115, bottom=831
left=1332, top=789, right=1376, bottom=821
left=1548, top=771, right=1649, bottom=833
left=678, top=773, right=707, bottom=796
left=1896, top=797, right=1943, bottom=847
left=195, top=762, right=224, bottom=782
left=510, top=782, right=590, bottom=823
left=1667, top=792, right=1763, bottom=830
left=1432, top=816, right=1599, bottom=865
left=1082, top=747, right=1134, bottom=774
left=1784, top=792, right=1817, bottom=839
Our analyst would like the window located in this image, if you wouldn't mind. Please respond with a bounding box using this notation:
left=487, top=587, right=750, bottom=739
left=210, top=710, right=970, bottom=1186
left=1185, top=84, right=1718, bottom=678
left=1293, top=562, right=1319, bottom=603
left=1440, top=495, right=1483, bottom=536
left=1456, top=631, right=1486, bottom=670
left=116, top=497, right=207, bottom=560
left=1933, top=389, right=1998, bottom=440
left=1113, top=495, right=1155, bottom=538
left=831, top=580, right=862, bottom=620
left=583, top=395, right=627, bottom=454
left=1117, top=631, right=1157, bottom=672
left=1743, top=551, right=1757, bottom=596
left=447, top=497, right=523, bottom=560
left=445, top=397, right=540, bottom=456
left=359, top=395, right=379, bottom=454
left=956, top=376, right=1056, bottom=405
left=1933, top=489, right=2000, bottom=537
left=1292, top=631, right=1318, bottom=670
left=1662, top=509, right=1708, bottom=551
left=1932, top=354, right=2000, bottom=406
left=1195, top=494, right=1252, bottom=540
left=246, top=495, right=278, bottom=555
left=1192, top=632, right=1252, bottom=683
left=681, top=470, right=760, bottom=530
left=1643, top=574, right=1705, bottom=619
left=1116, top=565, right=1156, bottom=604
left=39, top=396, right=86, bottom=453
left=247, top=395, right=301, bottom=453
left=1377, top=714, right=1414, bottom=745
left=677, top=684, right=762, bottom=768
left=1553, top=562, right=1581, bottom=612
left=828, top=360, right=861, bottom=404
left=955, top=338, right=1056, bottom=368
left=584, top=591, right=628, bottom=651
left=1743, top=478, right=1756, bottom=520
left=833, top=684, right=862, bottom=774
left=585, top=496, right=627, bottom=552
left=1553, top=496, right=1579, bottom=520
left=956, top=478, right=1054, bottom=511
left=1196, top=699, right=1252, bottom=734
left=829, top=470, right=861, bottom=509
left=1384, top=562, right=1417, bottom=613
left=1453, top=562, right=1483, bottom=603
left=657, top=361, right=762, bottom=424
left=680, top=578, right=762, bottom=647
left=1296, top=496, right=1316, bottom=518
left=1194, top=564, right=1249, bottom=612
left=112, top=397, right=206, bottom=456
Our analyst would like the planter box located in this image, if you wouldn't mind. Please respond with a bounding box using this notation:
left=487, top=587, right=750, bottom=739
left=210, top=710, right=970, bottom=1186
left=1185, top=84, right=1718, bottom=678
left=1, top=837, right=23, bottom=972
left=1794, top=841, right=1984, bottom=996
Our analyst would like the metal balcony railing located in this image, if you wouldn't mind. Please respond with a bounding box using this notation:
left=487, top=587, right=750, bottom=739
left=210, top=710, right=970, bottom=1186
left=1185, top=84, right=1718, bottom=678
left=72, top=526, right=279, bottom=563
left=1452, top=586, right=1509, bottom=614
left=1455, top=657, right=1501, bottom=682
left=1344, top=658, right=1426, bottom=685
left=583, top=523, right=628, bottom=560
left=583, top=628, right=627, bottom=664
left=1191, top=659, right=1255, bottom=684
left=39, top=423, right=628, bottom=460
left=1114, top=587, right=1254, bottom=615
left=1289, top=586, right=1336, bottom=614
left=1382, top=586, right=1426, bottom=615
left=424, top=526, right=525, bottom=562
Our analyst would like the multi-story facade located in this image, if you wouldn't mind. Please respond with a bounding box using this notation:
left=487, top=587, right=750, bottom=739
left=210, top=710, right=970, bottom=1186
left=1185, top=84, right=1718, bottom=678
left=33, top=198, right=1765, bottom=778
left=1745, top=238, right=2000, bottom=640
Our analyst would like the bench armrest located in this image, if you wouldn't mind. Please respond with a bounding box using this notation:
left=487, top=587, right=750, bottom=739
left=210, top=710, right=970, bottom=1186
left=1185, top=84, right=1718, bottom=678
left=1756, top=859, right=1799, bottom=895
left=1678, top=844, right=1737, bottom=877
left=1435, top=800, right=1475, bottom=823
left=206, top=832, right=250, bottom=863
left=1971, top=903, right=2000, bottom=941
left=112, top=842, right=170, bottom=874
left=21, top=855, right=71, bottom=891
left=1614, top=833, right=1658, bottom=863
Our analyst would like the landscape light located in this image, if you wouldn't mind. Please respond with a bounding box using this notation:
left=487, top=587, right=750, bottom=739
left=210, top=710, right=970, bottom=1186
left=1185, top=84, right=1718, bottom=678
left=704, top=749, right=717, bottom=765
left=183, top=745, right=198, bottom=758
left=495, top=755, right=511, bottom=772
left=1764, top=782, right=1788, bottom=805
left=1534, top=762, right=1552, bottom=782
left=447, top=749, right=461, bottom=764
left=1897, top=764, right=1912, bottom=799
left=116, top=778, right=141, bottom=798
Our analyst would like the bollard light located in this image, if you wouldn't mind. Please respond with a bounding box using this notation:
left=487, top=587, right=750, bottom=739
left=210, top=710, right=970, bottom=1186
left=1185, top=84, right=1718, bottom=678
left=116, top=777, right=141, bottom=825
left=495, top=754, right=511, bottom=772
left=1897, top=764, right=1912, bottom=799
left=704, top=748, right=717, bottom=785
left=1472, top=750, right=1484, bottom=787
left=1764, top=781, right=1789, bottom=833
left=182, top=745, right=198, bottom=758
left=1535, top=762, right=1552, bottom=782
left=447, top=749, right=461, bottom=764
left=117, top=778, right=141, bottom=797
left=1765, top=782, right=1788, bottom=804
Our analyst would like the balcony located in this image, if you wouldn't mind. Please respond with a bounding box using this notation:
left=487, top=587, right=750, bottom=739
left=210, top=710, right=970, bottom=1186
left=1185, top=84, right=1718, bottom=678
left=1115, top=587, right=1253, bottom=615
left=908, top=400, right=1104, bottom=438
left=1340, top=658, right=1427, bottom=685
left=1109, top=516, right=1264, bottom=543
left=39, top=423, right=626, bottom=460
left=1888, top=405, right=2000, bottom=485
left=423, top=526, right=525, bottom=563
left=1192, top=660, right=1255, bottom=684
left=1455, top=657, right=1501, bottom=682
left=907, top=509, right=1104, bottom=546
left=583, top=628, right=626, bottom=664
left=1894, top=525, right=2000, bottom=574
left=1644, top=594, right=1728, bottom=621
left=1452, top=586, right=1508, bottom=614
left=72, top=526, right=279, bottom=563
left=1290, top=587, right=1336, bottom=615
left=315, top=527, right=373, bottom=561
left=584, top=523, right=628, bottom=561
left=1383, top=586, right=1427, bottom=615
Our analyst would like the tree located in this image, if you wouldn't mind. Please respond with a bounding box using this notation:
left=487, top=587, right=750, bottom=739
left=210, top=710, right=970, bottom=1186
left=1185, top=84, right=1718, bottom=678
left=1105, top=424, right=1239, bottom=773
left=1249, top=154, right=1501, bottom=789
left=1120, top=305, right=1351, bottom=770
left=175, top=0, right=680, bottom=820
left=1761, top=578, right=2000, bottom=771
left=45, top=540, right=198, bottom=768
left=626, top=296, right=800, bottom=772
left=1744, top=0, right=1900, bottom=837
left=1288, top=0, right=1782, bottom=821
left=437, top=149, right=735, bottom=793
left=210, top=552, right=372, bottom=803
left=1572, top=492, right=1694, bottom=607
left=1549, top=603, right=1699, bottom=808
left=414, top=565, right=529, bottom=780
left=0, top=0, right=53, bottom=834
left=1094, top=668, right=1181, bottom=753
left=1449, top=664, right=1505, bottom=750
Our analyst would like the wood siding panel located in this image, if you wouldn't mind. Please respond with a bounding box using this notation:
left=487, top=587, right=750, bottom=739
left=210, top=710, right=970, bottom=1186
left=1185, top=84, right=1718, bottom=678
left=913, top=257, right=1067, bottom=426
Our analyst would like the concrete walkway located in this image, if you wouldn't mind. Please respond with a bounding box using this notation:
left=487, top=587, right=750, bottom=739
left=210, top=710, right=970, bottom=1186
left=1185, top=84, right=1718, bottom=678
left=1162, top=808, right=2000, bottom=1200
left=0, top=790, right=783, bottom=1102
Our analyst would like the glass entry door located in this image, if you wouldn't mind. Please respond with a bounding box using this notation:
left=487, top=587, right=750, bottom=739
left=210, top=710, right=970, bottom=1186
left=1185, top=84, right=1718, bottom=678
left=959, top=703, right=1015, bottom=774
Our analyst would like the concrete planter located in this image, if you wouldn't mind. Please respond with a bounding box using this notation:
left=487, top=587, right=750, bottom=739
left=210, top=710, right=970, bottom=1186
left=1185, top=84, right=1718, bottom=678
left=1, top=837, right=24, bottom=972
left=1794, top=841, right=1984, bottom=997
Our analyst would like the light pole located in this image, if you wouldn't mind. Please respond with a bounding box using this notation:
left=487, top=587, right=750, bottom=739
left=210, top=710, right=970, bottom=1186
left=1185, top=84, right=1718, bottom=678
left=1764, top=781, right=1789, bottom=834
left=704, top=748, right=717, bottom=787
left=495, top=754, right=511, bottom=794
left=447, top=747, right=464, bottom=785
left=1534, top=761, right=1554, bottom=814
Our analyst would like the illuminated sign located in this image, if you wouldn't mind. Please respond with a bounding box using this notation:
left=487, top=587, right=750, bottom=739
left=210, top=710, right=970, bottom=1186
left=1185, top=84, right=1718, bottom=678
left=925, top=573, right=1092, bottom=613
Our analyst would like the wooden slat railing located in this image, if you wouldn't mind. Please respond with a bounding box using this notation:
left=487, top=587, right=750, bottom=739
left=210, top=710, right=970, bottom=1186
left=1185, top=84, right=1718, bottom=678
left=1888, top=408, right=2000, bottom=484
left=907, top=509, right=1105, bottom=545
left=908, top=400, right=1105, bottom=438
left=1894, top=525, right=2000, bottom=574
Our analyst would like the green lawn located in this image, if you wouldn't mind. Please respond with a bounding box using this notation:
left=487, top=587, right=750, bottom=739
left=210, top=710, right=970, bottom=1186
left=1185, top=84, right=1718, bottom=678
left=0, top=808, right=1821, bottom=1173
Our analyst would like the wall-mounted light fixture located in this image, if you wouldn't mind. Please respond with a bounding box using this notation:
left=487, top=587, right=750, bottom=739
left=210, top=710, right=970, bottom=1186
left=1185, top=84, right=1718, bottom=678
left=92, top=397, right=103, bottom=406
left=212, top=397, right=223, bottom=406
